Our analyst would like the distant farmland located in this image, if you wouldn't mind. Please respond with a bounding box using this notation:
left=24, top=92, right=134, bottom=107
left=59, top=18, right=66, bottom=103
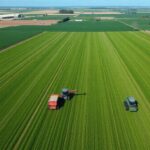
left=0, top=32, right=150, bottom=149
left=0, top=20, right=136, bottom=50
left=44, top=20, right=136, bottom=32
left=0, top=26, right=45, bottom=50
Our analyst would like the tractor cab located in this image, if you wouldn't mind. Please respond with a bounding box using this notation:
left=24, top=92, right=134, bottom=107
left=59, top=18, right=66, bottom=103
left=61, top=88, right=69, bottom=100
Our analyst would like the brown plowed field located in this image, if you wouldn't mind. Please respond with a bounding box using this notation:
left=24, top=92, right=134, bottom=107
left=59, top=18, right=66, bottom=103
left=0, top=20, right=58, bottom=27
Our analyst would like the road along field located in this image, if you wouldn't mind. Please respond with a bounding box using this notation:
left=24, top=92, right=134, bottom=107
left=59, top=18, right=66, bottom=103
left=0, top=32, right=150, bottom=150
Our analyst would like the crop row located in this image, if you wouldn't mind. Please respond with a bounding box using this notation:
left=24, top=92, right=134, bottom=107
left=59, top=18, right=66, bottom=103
left=0, top=32, right=150, bottom=149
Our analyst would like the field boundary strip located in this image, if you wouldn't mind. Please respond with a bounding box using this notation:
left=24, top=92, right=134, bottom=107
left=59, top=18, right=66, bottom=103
left=0, top=31, right=46, bottom=53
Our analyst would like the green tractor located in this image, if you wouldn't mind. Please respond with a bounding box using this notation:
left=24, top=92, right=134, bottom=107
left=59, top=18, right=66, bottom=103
left=124, top=96, right=138, bottom=112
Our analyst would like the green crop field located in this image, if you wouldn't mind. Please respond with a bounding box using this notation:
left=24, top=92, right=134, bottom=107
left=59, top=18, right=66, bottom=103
left=46, top=21, right=136, bottom=32
left=0, top=32, right=150, bottom=149
left=0, top=21, right=136, bottom=50
left=78, top=13, right=150, bottom=30
left=120, top=19, right=150, bottom=30
left=0, top=26, right=45, bottom=50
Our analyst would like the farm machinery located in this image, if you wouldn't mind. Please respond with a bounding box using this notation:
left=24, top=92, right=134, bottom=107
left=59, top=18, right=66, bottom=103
left=124, top=96, right=138, bottom=112
left=61, top=88, right=77, bottom=100
left=48, top=88, right=77, bottom=110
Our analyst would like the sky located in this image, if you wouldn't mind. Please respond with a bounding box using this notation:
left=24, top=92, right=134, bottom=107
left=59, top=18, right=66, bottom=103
left=0, top=0, right=150, bottom=7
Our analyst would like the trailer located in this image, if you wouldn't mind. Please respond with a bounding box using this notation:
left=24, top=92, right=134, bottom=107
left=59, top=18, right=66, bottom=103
left=48, top=94, right=59, bottom=110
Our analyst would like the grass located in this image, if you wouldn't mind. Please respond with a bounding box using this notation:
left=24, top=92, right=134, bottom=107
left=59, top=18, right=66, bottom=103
left=78, top=13, right=150, bottom=30
left=0, top=20, right=136, bottom=50
left=44, top=21, right=136, bottom=32
left=0, top=26, right=45, bottom=50
left=120, top=19, right=150, bottom=30
left=0, top=32, right=150, bottom=149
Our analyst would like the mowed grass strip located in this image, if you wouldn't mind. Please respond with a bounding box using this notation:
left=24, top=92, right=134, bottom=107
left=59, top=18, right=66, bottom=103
left=95, top=32, right=150, bottom=149
left=0, top=32, right=74, bottom=148
left=0, top=32, right=68, bottom=118
left=106, top=31, right=150, bottom=100
left=0, top=32, right=150, bottom=150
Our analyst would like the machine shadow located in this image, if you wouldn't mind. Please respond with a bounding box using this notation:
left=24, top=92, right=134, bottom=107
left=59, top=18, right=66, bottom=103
left=57, top=97, right=65, bottom=109
left=69, top=92, right=86, bottom=101
left=57, top=92, right=86, bottom=109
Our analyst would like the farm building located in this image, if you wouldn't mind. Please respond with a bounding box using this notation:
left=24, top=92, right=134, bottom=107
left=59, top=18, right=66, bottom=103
left=75, top=19, right=83, bottom=22
left=95, top=17, right=114, bottom=21
left=0, top=14, right=22, bottom=20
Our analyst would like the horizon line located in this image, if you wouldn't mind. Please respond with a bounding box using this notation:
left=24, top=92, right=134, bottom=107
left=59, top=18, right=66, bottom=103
left=0, top=5, right=150, bottom=7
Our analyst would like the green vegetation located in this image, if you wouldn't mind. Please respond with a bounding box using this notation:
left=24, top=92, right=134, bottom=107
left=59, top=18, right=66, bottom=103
left=120, top=19, right=150, bottom=30
left=77, top=13, right=150, bottom=30
left=59, top=9, right=74, bottom=14
left=0, top=32, right=150, bottom=149
left=0, top=20, right=136, bottom=50
left=0, top=26, right=45, bottom=50
left=48, top=21, right=135, bottom=31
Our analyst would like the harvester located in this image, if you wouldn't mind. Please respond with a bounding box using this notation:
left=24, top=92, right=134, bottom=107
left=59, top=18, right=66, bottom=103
left=124, top=96, right=138, bottom=112
left=48, top=88, right=77, bottom=110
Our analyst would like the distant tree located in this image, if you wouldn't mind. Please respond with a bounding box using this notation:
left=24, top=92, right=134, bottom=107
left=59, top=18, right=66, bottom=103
left=18, top=14, right=24, bottom=19
left=58, top=17, right=70, bottom=23
left=59, top=9, right=74, bottom=14
left=43, top=13, right=48, bottom=16
left=95, top=17, right=101, bottom=21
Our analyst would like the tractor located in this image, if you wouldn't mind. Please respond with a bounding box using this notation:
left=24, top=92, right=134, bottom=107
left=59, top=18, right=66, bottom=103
left=124, top=96, right=138, bottom=112
left=48, top=88, right=77, bottom=110
left=60, top=88, right=77, bottom=100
